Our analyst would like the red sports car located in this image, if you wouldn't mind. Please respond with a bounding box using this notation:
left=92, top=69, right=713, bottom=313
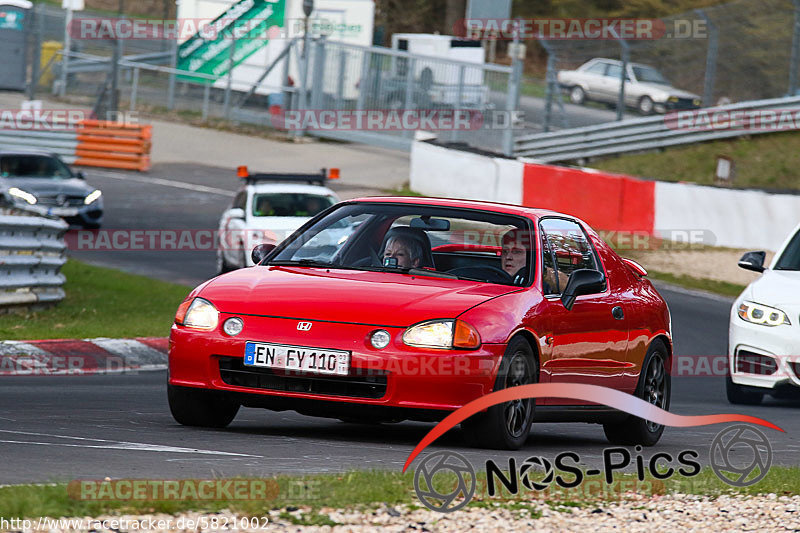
left=168, top=197, right=672, bottom=449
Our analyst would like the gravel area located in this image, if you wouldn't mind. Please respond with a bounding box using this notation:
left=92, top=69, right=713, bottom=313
left=13, top=494, right=800, bottom=532
left=626, top=248, right=773, bottom=287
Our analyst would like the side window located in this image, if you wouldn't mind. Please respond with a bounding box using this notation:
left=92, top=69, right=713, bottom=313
left=605, top=64, right=622, bottom=79
left=233, top=191, right=247, bottom=210
left=540, top=218, right=603, bottom=294
left=541, top=232, right=559, bottom=296
left=585, top=62, right=607, bottom=75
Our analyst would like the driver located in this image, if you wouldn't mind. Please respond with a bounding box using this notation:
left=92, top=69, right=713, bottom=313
left=383, top=235, right=423, bottom=268
left=501, top=228, right=530, bottom=282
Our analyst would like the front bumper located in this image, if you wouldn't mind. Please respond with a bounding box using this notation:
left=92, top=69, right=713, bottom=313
left=168, top=314, right=505, bottom=414
left=729, top=309, right=800, bottom=391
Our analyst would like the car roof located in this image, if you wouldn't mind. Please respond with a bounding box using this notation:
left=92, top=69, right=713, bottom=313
left=344, top=196, right=574, bottom=221
left=585, top=58, right=654, bottom=70
left=0, top=149, right=60, bottom=158
left=245, top=183, right=338, bottom=195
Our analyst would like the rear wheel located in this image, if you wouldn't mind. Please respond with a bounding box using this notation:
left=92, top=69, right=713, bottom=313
left=461, top=337, right=537, bottom=450
left=604, top=340, right=670, bottom=446
left=726, top=375, right=764, bottom=405
left=168, top=384, right=239, bottom=428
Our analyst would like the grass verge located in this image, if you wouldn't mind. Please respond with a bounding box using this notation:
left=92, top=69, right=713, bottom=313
left=646, top=269, right=745, bottom=298
left=1, top=467, right=798, bottom=520
left=0, top=260, right=191, bottom=340
left=592, top=131, right=800, bottom=191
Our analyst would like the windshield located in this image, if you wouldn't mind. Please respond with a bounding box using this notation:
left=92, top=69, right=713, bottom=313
left=0, top=155, right=73, bottom=180
left=268, top=203, right=534, bottom=286
left=632, top=66, right=670, bottom=85
left=252, top=193, right=336, bottom=217
left=775, top=229, right=800, bottom=271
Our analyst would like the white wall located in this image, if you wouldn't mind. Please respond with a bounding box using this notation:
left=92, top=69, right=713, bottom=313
left=655, top=181, right=800, bottom=251
left=409, top=140, right=523, bottom=205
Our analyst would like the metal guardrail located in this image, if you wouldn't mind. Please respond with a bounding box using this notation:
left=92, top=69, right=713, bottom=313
left=0, top=207, right=67, bottom=309
left=0, top=129, right=78, bottom=162
left=514, top=95, right=800, bottom=162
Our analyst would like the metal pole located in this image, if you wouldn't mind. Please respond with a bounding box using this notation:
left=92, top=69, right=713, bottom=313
left=224, top=35, right=236, bottom=119
left=167, top=38, right=178, bottom=110
left=59, top=5, right=73, bottom=96
left=300, top=16, right=311, bottom=112
left=452, top=64, right=465, bottom=143
left=502, top=20, right=522, bottom=157
left=356, top=51, right=369, bottom=111
left=27, top=3, right=42, bottom=100
left=335, top=48, right=346, bottom=109
left=310, top=37, right=326, bottom=109
left=202, top=83, right=210, bottom=120
left=541, top=38, right=554, bottom=133
left=108, top=38, right=121, bottom=117
left=129, top=67, right=139, bottom=111
left=790, top=0, right=800, bottom=95
left=696, top=9, right=717, bottom=106
left=614, top=31, right=629, bottom=121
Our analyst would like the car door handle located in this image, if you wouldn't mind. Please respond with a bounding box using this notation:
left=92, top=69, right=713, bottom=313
left=612, top=306, right=625, bottom=320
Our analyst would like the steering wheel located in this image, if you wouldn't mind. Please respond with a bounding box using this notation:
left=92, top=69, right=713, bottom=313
left=447, top=265, right=513, bottom=284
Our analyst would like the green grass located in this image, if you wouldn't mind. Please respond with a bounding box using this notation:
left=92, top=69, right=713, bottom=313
left=646, top=269, right=746, bottom=298
left=0, top=260, right=191, bottom=340
left=2, top=466, right=799, bottom=520
left=385, top=185, right=424, bottom=197
left=592, top=131, right=800, bottom=191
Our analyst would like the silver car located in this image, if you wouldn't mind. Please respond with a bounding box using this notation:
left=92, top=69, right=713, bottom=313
left=557, top=58, right=701, bottom=114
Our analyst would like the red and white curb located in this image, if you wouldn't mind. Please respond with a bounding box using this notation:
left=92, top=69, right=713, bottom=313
left=0, top=337, right=168, bottom=376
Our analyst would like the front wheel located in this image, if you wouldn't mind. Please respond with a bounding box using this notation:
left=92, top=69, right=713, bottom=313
left=168, top=384, right=239, bottom=428
left=637, top=95, right=654, bottom=115
left=569, top=86, right=586, bottom=105
left=603, top=340, right=670, bottom=446
left=726, top=375, right=764, bottom=405
left=461, top=337, right=537, bottom=450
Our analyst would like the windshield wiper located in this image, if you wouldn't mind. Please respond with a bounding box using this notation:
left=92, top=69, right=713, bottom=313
left=267, top=259, right=336, bottom=268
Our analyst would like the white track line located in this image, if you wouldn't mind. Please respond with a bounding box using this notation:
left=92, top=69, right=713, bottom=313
left=91, top=170, right=235, bottom=197
left=0, top=429, right=260, bottom=457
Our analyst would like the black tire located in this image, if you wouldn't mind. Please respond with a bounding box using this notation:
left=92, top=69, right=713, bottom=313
left=637, top=95, right=654, bottom=115
left=569, top=86, right=586, bottom=105
left=604, top=340, right=670, bottom=446
left=216, top=249, right=234, bottom=275
left=726, top=375, right=764, bottom=405
left=168, top=384, right=239, bottom=428
left=461, top=337, right=537, bottom=450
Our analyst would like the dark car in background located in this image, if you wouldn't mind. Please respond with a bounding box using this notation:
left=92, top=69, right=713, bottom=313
left=0, top=151, right=103, bottom=228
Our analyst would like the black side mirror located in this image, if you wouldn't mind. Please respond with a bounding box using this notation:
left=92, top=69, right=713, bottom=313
left=251, top=243, right=276, bottom=265
left=738, top=251, right=766, bottom=273
left=561, top=269, right=606, bottom=311
left=76, top=171, right=85, bottom=180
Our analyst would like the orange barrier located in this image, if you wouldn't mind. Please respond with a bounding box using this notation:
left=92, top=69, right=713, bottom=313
left=74, top=120, right=152, bottom=172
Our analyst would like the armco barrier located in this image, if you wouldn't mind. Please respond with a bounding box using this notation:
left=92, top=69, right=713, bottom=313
left=0, top=207, right=68, bottom=309
left=0, top=119, right=151, bottom=171
left=410, top=139, right=800, bottom=251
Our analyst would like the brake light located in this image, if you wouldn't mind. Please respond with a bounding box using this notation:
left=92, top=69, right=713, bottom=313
left=453, top=320, right=481, bottom=349
left=237, top=165, right=249, bottom=178
left=174, top=299, right=192, bottom=324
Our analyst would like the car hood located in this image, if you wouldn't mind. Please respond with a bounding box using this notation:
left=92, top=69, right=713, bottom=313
left=637, top=82, right=699, bottom=99
left=748, top=269, right=800, bottom=307
left=199, top=265, right=520, bottom=327
left=6, top=178, right=91, bottom=197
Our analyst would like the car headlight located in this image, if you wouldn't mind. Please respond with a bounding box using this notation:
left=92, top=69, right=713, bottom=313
left=737, top=301, right=790, bottom=327
left=402, top=319, right=481, bottom=349
left=8, top=187, right=36, bottom=205
left=175, top=297, right=219, bottom=330
left=668, top=96, right=679, bottom=102
left=84, top=190, right=102, bottom=205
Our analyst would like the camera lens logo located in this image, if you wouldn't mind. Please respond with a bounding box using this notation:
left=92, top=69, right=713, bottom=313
left=519, top=456, right=554, bottom=491
left=413, top=451, right=476, bottom=513
left=710, top=424, right=772, bottom=487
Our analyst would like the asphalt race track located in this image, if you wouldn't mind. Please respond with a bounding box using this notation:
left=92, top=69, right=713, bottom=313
left=1, top=165, right=797, bottom=484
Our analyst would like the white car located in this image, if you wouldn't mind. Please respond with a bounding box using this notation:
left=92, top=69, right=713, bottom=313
left=216, top=168, right=340, bottom=273
left=557, top=58, right=701, bottom=115
left=728, top=222, right=800, bottom=404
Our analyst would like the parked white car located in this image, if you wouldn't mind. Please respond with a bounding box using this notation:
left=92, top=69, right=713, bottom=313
left=728, top=222, right=800, bottom=404
left=216, top=168, right=340, bottom=273
left=557, top=58, right=701, bottom=114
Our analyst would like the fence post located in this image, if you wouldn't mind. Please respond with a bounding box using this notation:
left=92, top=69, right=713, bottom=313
left=26, top=3, right=42, bottom=100
left=167, top=38, right=178, bottom=110
left=451, top=64, right=466, bottom=143
left=202, top=82, right=210, bottom=121
left=310, top=37, right=326, bottom=109
left=541, top=38, right=555, bottom=133
left=224, top=36, right=236, bottom=120
left=129, top=67, right=139, bottom=111
left=502, top=21, right=523, bottom=157
left=108, top=38, right=121, bottom=118
left=615, top=35, right=629, bottom=121
left=696, top=9, right=718, bottom=106
left=335, top=47, right=347, bottom=109
left=403, top=58, right=416, bottom=139
left=59, top=5, right=73, bottom=97
left=356, top=51, right=370, bottom=111
left=790, top=0, right=800, bottom=96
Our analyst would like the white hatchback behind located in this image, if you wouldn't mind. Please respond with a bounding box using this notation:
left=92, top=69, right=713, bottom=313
left=728, top=222, right=800, bottom=404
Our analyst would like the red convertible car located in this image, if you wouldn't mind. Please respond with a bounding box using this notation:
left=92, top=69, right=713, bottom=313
left=168, top=197, right=672, bottom=449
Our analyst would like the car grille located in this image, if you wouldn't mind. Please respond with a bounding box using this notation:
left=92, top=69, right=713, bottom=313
left=218, top=357, right=388, bottom=399
left=666, top=97, right=699, bottom=110
left=735, top=350, right=778, bottom=375
left=36, top=196, right=85, bottom=207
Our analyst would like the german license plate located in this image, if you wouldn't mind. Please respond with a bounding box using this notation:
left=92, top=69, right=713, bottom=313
left=47, top=207, right=79, bottom=216
left=244, top=342, right=350, bottom=376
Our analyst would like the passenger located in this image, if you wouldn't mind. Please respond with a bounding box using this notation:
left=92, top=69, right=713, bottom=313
left=255, top=197, right=274, bottom=216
